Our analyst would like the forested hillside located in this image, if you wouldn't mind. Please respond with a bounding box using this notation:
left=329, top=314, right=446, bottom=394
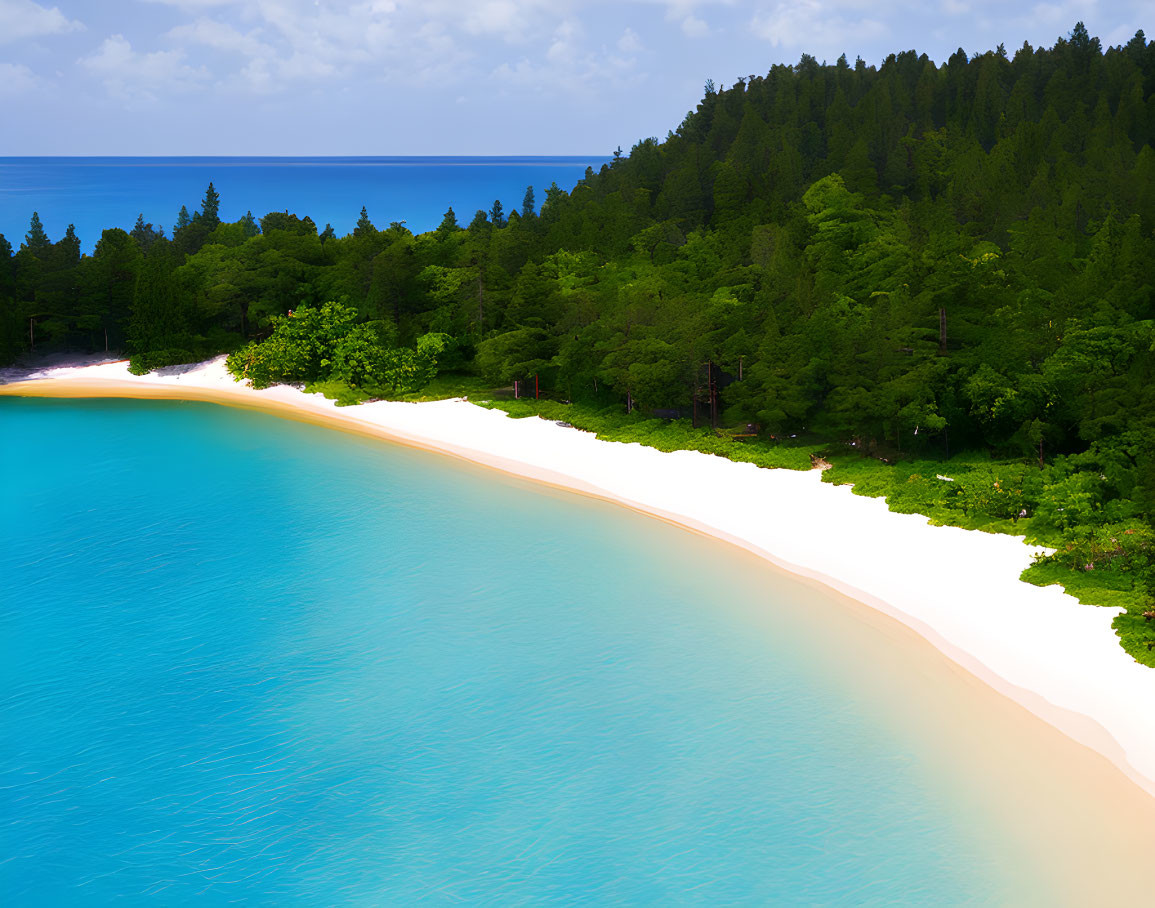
left=3, top=24, right=1154, bottom=656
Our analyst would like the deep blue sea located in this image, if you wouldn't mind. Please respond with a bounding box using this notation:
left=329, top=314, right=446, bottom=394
left=0, top=157, right=609, bottom=253
left=0, top=396, right=1064, bottom=904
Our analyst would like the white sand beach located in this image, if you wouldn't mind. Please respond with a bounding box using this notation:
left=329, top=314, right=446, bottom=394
left=5, top=355, right=1155, bottom=808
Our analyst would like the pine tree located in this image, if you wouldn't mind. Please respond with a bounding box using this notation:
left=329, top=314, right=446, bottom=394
left=240, top=210, right=260, bottom=238
left=489, top=199, right=506, bottom=228
left=176, top=205, right=192, bottom=232
left=130, top=215, right=164, bottom=254
left=521, top=186, right=535, bottom=218
left=128, top=241, right=182, bottom=354
left=24, top=212, right=50, bottom=254
left=354, top=206, right=375, bottom=237
left=319, top=223, right=335, bottom=243
left=200, top=182, right=221, bottom=229
left=437, top=207, right=460, bottom=232
left=58, top=225, right=81, bottom=265
left=0, top=232, right=16, bottom=362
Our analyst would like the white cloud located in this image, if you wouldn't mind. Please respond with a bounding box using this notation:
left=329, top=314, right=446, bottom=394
left=79, top=34, right=208, bottom=103
left=0, top=60, right=39, bottom=94
left=618, top=27, right=643, bottom=53
left=461, top=0, right=535, bottom=38
left=83, top=0, right=1129, bottom=111
left=130, top=0, right=564, bottom=95
left=0, top=0, right=83, bottom=44
left=166, top=18, right=273, bottom=58
left=492, top=22, right=643, bottom=99
left=749, top=0, right=886, bottom=57
left=1019, top=0, right=1099, bottom=30
left=139, top=0, right=240, bottom=8
left=546, top=19, right=582, bottom=64
left=681, top=15, right=709, bottom=37
left=1102, top=22, right=1139, bottom=48
left=640, top=0, right=733, bottom=28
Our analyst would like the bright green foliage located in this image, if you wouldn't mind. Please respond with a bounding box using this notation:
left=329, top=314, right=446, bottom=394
left=304, top=378, right=373, bottom=407
left=225, top=299, right=448, bottom=394
left=226, top=300, right=359, bottom=388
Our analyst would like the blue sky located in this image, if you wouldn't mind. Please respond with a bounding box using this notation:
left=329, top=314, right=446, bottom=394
left=1, top=0, right=1148, bottom=155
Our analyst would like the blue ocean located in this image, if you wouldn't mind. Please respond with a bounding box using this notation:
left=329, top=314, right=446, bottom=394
left=0, top=157, right=609, bottom=252
left=0, top=396, right=1068, bottom=904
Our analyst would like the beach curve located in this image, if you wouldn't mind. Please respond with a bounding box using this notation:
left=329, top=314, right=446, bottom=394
left=4, top=355, right=1155, bottom=809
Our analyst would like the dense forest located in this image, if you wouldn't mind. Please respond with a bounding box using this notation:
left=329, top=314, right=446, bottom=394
left=2, top=24, right=1154, bottom=656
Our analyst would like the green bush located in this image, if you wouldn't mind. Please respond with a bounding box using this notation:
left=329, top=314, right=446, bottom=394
left=127, top=348, right=197, bottom=375
left=226, top=301, right=448, bottom=396
left=477, top=398, right=821, bottom=471
left=304, top=379, right=373, bottom=407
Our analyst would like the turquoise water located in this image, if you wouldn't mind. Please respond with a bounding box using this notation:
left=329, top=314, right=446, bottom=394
left=0, top=156, right=609, bottom=253
left=0, top=398, right=1034, bottom=904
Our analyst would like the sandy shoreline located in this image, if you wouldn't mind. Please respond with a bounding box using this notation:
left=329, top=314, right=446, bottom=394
left=5, top=357, right=1155, bottom=806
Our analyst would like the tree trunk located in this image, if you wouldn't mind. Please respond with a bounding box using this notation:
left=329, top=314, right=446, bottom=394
left=938, top=307, right=947, bottom=355
left=709, top=360, right=718, bottom=428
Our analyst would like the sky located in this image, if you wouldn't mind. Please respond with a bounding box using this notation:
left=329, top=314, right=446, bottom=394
left=0, top=0, right=1150, bottom=155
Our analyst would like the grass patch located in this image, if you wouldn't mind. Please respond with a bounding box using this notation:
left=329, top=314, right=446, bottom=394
left=477, top=397, right=824, bottom=471
left=304, top=379, right=373, bottom=407
left=1020, top=561, right=1155, bottom=667
left=822, top=449, right=1155, bottom=665
left=821, top=454, right=1037, bottom=538
left=305, top=373, right=493, bottom=406
left=387, top=373, right=495, bottom=402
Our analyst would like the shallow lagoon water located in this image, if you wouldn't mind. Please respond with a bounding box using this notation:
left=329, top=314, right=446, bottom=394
left=0, top=397, right=1074, bottom=903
